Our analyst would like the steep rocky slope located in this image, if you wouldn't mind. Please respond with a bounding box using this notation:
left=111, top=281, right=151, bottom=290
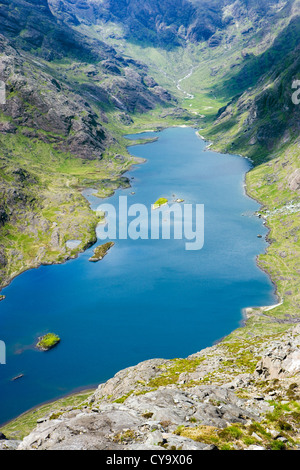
left=2, top=324, right=300, bottom=450
left=205, top=16, right=300, bottom=162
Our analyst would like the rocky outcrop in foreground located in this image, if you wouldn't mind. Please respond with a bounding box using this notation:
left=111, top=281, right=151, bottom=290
left=2, top=324, right=299, bottom=450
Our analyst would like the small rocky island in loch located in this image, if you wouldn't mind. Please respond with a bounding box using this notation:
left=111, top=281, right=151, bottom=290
left=89, top=242, right=115, bottom=262
left=152, top=198, right=168, bottom=210
left=36, top=334, right=61, bottom=352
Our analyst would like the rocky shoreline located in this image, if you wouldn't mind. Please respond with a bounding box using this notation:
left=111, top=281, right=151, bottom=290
left=1, top=323, right=300, bottom=450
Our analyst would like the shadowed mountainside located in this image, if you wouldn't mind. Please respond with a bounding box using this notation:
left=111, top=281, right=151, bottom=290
left=49, top=0, right=296, bottom=46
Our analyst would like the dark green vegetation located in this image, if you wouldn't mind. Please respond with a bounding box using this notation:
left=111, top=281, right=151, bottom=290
left=88, top=241, right=114, bottom=262
left=36, top=333, right=61, bottom=351
left=1, top=0, right=300, bottom=450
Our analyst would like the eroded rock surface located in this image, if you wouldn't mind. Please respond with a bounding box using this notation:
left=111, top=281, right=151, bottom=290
left=15, top=326, right=300, bottom=450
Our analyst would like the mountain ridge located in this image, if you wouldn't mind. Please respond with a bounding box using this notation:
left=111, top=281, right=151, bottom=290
left=48, top=0, right=297, bottom=46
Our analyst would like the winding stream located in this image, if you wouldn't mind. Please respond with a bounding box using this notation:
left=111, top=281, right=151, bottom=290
left=176, top=67, right=197, bottom=99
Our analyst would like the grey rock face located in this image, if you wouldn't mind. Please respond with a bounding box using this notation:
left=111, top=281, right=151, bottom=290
left=17, top=352, right=264, bottom=451
left=288, top=169, right=300, bottom=192
left=14, top=325, right=300, bottom=450
left=255, top=325, right=300, bottom=380
left=18, top=385, right=260, bottom=450
left=0, top=440, right=21, bottom=450
left=92, top=358, right=168, bottom=401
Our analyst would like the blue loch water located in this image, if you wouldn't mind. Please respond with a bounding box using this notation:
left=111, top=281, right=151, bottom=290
left=0, top=127, right=276, bottom=425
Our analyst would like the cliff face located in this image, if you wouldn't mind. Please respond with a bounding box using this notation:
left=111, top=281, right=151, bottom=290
left=0, top=35, right=109, bottom=161
left=205, top=15, right=300, bottom=163
left=2, top=324, right=299, bottom=450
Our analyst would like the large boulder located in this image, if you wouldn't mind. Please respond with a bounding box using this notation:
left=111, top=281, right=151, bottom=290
left=255, top=325, right=300, bottom=380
